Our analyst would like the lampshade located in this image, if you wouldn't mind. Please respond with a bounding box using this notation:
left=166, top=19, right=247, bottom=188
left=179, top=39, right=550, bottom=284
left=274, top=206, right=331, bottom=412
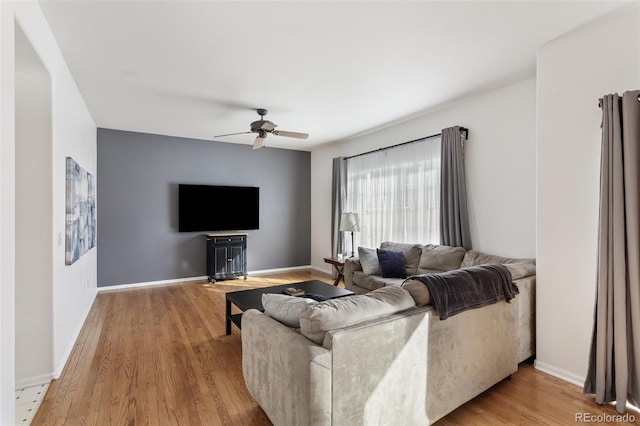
left=339, top=212, right=360, bottom=232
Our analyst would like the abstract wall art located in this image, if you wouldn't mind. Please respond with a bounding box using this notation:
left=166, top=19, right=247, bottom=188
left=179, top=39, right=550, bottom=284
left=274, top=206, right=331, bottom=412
left=65, top=157, right=96, bottom=265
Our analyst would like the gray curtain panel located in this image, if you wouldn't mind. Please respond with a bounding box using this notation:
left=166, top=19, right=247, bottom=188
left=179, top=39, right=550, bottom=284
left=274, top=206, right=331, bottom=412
left=331, top=157, right=347, bottom=257
left=584, top=90, right=640, bottom=413
left=440, top=126, right=472, bottom=249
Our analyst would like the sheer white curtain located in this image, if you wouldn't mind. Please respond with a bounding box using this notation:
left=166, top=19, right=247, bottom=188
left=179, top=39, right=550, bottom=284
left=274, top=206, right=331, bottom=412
left=345, top=137, right=441, bottom=252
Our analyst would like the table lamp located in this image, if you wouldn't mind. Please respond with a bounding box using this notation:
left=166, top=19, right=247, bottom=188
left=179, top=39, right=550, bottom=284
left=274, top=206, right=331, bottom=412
left=339, top=212, right=360, bottom=257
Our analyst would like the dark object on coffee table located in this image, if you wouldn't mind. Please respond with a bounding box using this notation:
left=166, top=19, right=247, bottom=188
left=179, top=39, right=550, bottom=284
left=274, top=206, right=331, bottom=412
left=304, top=293, right=330, bottom=302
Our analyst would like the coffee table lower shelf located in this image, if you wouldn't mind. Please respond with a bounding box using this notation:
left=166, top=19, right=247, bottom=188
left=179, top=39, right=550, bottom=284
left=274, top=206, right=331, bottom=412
left=228, top=313, right=243, bottom=333
left=224, top=280, right=353, bottom=335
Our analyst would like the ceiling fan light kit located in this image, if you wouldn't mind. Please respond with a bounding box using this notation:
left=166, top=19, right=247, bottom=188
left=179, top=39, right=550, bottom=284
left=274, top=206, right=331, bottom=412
left=214, top=108, right=309, bottom=150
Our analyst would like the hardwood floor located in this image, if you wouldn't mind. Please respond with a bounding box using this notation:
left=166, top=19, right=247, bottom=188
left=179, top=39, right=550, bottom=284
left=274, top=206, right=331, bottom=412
left=34, top=270, right=640, bottom=425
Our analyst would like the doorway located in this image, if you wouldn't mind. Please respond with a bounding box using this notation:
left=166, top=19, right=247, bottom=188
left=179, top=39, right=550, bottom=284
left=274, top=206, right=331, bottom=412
left=14, top=22, right=54, bottom=396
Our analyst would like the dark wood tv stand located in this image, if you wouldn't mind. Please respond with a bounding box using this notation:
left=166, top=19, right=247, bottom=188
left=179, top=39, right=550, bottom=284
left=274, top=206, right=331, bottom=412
left=205, top=233, right=248, bottom=283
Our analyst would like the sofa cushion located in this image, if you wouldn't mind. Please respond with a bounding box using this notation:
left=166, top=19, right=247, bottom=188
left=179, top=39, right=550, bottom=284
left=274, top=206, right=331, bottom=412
left=503, top=263, right=536, bottom=280
left=415, top=268, right=445, bottom=275
left=401, top=279, right=431, bottom=306
left=461, top=250, right=536, bottom=280
left=417, top=244, right=466, bottom=274
left=358, top=246, right=380, bottom=276
left=380, top=242, right=423, bottom=276
left=299, top=287, right=415, bottom=345
left=352, top=271, right=405, bottom=292
left=262, top=294, right=318, bottom=328
left=377, top=249, right=407, bottom=278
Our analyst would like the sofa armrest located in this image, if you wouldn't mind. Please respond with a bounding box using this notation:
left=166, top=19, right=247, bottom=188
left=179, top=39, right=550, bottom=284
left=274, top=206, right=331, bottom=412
left=425, top=299, right=518, bottom=422
left=328, top=307, right=431, bottom=425
left=344, top=257, right=363, bottom=291
left=241, top=309, right=331, bottom=426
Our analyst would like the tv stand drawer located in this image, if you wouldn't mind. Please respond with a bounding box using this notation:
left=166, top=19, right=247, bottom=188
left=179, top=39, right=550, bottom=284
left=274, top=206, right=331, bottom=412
left=211, top=235, right=245, bottom=244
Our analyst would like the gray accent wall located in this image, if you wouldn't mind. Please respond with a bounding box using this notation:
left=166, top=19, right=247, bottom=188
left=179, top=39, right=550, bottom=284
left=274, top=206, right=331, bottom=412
left=97, top=128, right=311, bottom=287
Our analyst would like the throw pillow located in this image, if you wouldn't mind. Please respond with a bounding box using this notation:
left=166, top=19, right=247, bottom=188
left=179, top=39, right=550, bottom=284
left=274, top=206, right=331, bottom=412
left=262, top=293, right=317, bottom=328
left=377, top=249, right=407, bottom=278
left=418, top=244, right=466, bottom=274
left=380, top=242, right=423, bottom=276
left=358, top=246, right=380, bottom=276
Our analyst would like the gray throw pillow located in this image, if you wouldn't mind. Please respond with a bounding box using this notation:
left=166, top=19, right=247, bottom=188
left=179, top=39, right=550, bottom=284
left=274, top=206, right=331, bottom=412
left=262, top=293, right=317, bottom=328
left=418, top=244, right=466, bottom=273
left=358, top=246, right=380, bottom=276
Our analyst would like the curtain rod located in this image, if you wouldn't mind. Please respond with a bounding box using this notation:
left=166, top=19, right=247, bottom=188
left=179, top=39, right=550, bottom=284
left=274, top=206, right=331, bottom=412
left=344, top=127, right=468, bottom=160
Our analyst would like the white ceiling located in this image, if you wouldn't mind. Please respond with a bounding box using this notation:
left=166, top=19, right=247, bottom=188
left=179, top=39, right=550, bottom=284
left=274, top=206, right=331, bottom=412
left=38, top=0, right=631, bottom=151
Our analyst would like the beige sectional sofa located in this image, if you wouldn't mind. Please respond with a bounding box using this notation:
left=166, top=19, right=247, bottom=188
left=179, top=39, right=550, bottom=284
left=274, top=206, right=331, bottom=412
left=241, top=242, right=536, bottom=425
left=345, top=242, right=536, bottom=363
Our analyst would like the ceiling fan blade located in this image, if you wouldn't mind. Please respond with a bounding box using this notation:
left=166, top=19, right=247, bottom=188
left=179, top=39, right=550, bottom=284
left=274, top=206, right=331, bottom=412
left=253, top=136, right=265, bottom=150
left=271, top=130, right=309, bottom=139
left=213, top=131, right=252, bottom=138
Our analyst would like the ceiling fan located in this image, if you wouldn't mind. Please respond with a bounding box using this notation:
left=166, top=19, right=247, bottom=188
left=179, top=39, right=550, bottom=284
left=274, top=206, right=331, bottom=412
left=214, top=108, right=309, bottom=150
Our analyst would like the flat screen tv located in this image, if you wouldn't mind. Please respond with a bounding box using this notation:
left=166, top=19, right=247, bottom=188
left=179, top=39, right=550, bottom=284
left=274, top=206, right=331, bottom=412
left=178, top=184, right=259, bottom=232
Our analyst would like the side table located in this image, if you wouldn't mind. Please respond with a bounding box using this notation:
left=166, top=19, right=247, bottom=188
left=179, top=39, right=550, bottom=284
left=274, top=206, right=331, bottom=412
left=323, top=256, right=346, bottom=287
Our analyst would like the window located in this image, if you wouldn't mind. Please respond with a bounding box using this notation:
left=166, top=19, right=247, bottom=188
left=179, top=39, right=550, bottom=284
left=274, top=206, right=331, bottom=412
left=345, top=136, right=441, bottom=251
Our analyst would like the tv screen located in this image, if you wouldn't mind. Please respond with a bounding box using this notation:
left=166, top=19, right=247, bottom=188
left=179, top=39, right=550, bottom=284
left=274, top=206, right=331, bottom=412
left=178, top=184, right=259, bottom=232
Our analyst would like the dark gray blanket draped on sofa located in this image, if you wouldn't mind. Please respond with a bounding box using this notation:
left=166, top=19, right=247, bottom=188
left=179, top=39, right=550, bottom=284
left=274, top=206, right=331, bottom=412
left=409, top=264, right=517, bottom=320
left=584, top=90, right=640, bottom=413
left=440, top=126, right=472, bottom=250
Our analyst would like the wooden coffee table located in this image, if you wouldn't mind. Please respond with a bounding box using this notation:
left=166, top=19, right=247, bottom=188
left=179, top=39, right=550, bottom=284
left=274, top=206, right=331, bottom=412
left=225, top=280, right=354, bottom=335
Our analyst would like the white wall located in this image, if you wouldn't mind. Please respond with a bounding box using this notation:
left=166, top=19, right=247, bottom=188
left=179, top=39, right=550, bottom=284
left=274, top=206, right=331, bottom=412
left=0, top=2, right=16, bottom=422
left=311, top=78, right=537, bottom=273
left=536, top=5, right=640, bottom=385
left=0, top=2, right=97, bottom=422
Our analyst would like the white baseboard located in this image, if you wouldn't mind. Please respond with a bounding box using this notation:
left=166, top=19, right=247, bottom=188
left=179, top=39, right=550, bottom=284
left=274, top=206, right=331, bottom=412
left=97, top=275, right=208, bottom=292
left=53, top=289, right=97, bottom=380
left=534, top=359, right=585, bottom=387
left=15, top=373, right=53, bottom=390
left=97, top=266, right=323, bottom=292
left=249, top=265, right=311, bottom=275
